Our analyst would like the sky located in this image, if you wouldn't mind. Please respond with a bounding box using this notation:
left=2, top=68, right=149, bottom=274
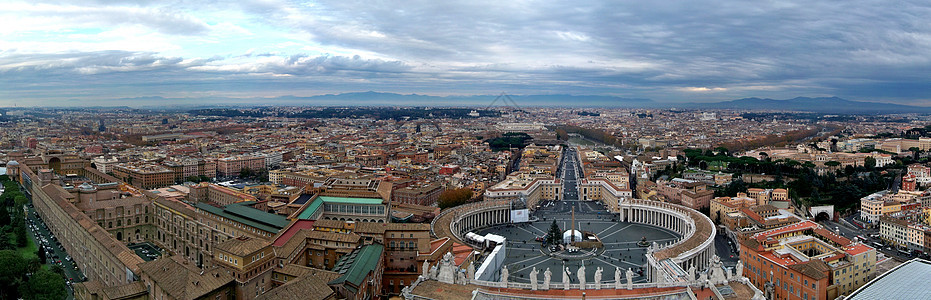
left=1, top=0, right=930, bottom=107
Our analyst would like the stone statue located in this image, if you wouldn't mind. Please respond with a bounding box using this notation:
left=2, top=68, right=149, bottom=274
left=699, top=271, right=708, bottom=285
left=530, top=267, right=539, bottom=290
left=578, top=264, right=587, bottom=289
left=735, top=260, right=744, bottom=279
left=709, top=255, right=726, bottom=284
left=614, top=267, right=623, bottom=289
left=563, top=266, right=571, bottom=290
left=500, top=265, right=509, bottom=286
left=543, top=267, right=552, bottom=290
left=437, top=252, right=456, bottom=284
left=429, top=264, right=439, bottom=279
left=594, top=267, right=603, bottom=290
left=457, top=270, right=467, bottom=284
left=688, top=265, right=696, bottom=281
left=422, top=260, right=430, bottom=277
left=467, top=263, right=476, bottom=280
left=626, top=268, right=634, bottom=290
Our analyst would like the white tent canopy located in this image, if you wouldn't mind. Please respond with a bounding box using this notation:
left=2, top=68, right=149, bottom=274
left=562, top=230, right=582, bottom=244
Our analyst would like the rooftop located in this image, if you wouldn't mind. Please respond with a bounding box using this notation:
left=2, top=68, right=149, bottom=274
left=328, top=244, right=385, bottom=293
left=846, top=258, right=931, bottom=300
left=195, top=201, right=290, bottom=233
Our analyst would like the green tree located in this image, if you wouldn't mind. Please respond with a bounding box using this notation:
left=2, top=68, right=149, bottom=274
left=13, top=195, right=27, bottom=208
left=0, top=210, right=10, bottom=227
left=909, top=147, right=921, bottom=160
left=0, top=231, right=12, bottom=250
left=545, top=220, right=562, bottom=245
left=714, top=147, right=730, bottom=156
left=19, top=268, right=67, bottom=300
left=14, top=213, right=27, bottom=247
left=0, top=250, right=29, bottom=299
left=36, top=247, right=46, bottom=264
left=239, top=167, right=254, bottom=178
left=864, top=156, right=876, bottom=169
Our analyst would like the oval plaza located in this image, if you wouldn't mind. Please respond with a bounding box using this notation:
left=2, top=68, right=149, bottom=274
left=417, top=145, right=759, bottom=299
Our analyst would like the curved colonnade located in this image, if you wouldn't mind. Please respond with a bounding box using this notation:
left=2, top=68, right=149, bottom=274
left=619, top=199, right=716, bottom=281
left=431, top=198, right=716, bottom=287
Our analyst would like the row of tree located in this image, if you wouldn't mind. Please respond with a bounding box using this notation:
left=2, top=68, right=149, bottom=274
left=1, top=176, right=29, bottom=250
left=438, top=188, right=474, bottom=209
left=485, top=132, right=533, bottom=152
left=557, top=125, right=627, bottom=149
left=717, top=125, right=828, bottom=152
left=0, top=175, right=68, bottom=299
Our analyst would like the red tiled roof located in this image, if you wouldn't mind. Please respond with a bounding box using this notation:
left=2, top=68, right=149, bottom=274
left=272, top=220, right=314, bottom=247
left=844, top=243, right=873, bottom=256
left=424, top=237, right=450, bottom=256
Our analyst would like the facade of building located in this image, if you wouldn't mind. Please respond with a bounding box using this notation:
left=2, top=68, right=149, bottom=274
left=112, top=163, right=175, bottom=189
left=740, top=220, right=876, bottom=299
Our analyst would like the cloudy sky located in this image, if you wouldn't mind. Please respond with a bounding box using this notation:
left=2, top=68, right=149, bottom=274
left=1, top=0, right=930, bottom=106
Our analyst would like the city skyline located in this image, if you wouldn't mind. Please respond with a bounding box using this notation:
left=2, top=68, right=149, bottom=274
left=2, top=0, right=931, bottom=106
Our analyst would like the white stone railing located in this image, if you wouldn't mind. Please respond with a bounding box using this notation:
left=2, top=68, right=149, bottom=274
left=469, top=278, right=695, bottom=290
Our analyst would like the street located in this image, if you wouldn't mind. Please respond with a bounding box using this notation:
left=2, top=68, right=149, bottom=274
left=25, top=204, right=84, bottom=299
left=820, top=213, right=927, bottom=262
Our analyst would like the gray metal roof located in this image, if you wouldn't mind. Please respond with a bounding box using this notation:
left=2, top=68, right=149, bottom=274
left=847, top=258, right=931, bottom=300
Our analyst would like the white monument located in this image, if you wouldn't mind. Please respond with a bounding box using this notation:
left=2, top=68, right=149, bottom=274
left=708, top=255, right=727, bottom=284
left=530, top=267, right=539, bottom=290
left=614, top=267, right=623, bottom=289
left=543, top=268, right=552, bottom=290
left=578, top=264, right=586, bottom=290
left=563, top=266, right=571, bottom=290
left=594, top=267, right=603, bottom=290
left=500, top=265, right=509, bottom=286
left=688, top=265, right=696, bottom=281
left=626, top=268, right=634, bottom=290
left=437, top=252, right=457, bottom=284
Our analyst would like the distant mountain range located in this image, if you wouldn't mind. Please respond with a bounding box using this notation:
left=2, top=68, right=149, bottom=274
left=680, top=97, right=931, bottom=114
left=62, top=93, right=931, bottom=114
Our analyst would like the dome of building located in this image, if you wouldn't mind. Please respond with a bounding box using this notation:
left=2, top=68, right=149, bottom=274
left=6, top=160, right=19, bottom=167
left=562, top=230, right=583, bottom=244
left=78, top=182, right=96, bottom=192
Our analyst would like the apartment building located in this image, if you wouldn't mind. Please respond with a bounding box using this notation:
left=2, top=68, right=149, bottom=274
left=214, top=236, right=277, bottom=299
left=740, top=220, right=876, bottom=299
left=112, top=163, right=175, bottom=189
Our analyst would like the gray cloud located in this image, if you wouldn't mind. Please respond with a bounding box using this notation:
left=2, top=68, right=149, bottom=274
left=3, top=0, right=931, bottom=105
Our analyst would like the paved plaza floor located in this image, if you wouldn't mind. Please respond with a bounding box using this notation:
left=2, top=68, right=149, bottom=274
left=475, top=199, right=680, bottom=284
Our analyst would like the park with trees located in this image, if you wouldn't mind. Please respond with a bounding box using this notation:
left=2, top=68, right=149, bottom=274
left=0, top=175, right=68, bottom=299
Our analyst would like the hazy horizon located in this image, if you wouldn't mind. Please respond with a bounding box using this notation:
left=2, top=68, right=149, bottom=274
left=2, top=1, right=930, bottom=106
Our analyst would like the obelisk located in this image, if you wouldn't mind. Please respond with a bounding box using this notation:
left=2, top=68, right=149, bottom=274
left=571, top=206, right=576, bottom=243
